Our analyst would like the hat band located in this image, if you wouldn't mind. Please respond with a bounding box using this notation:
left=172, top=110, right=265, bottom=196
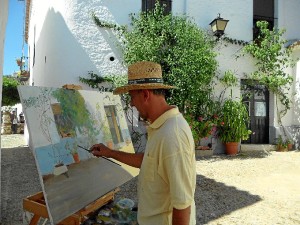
left=128, top=78, right=163, bottom=85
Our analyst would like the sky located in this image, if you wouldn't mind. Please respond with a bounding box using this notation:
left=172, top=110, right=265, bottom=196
left=3, top=0, right=28, bottom=76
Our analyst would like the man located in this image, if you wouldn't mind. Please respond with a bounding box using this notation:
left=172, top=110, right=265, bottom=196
left=11, top=110, right=18, bottom=134
left=91, top=61, right=196, bottom=225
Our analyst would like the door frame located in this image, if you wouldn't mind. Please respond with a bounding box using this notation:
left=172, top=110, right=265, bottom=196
left=241, top=79, right=270, bottom=144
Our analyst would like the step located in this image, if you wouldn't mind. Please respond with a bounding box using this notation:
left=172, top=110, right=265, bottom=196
left=195, top=149, right=213, bottom=157
left=241, top=144, right=277, bottom=152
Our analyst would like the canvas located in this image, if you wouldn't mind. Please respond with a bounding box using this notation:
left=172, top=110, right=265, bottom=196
left=18, top=86, right=139, bottom=224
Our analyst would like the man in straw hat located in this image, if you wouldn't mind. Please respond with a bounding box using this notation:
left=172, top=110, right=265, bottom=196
left=91, top=61, right=196, bottom=225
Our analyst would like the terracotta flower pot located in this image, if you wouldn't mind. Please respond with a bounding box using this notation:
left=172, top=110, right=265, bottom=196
left=72, top=153, right=80, bottom=163
left=225, top=142, right=239, bottom=155
left=21, top=71, right=30, bottom=77
left=106, top=140, right=114, bottom=149
left=277, top=144, right=288, bottom=152
left=16, top=59, right=23, bottom=67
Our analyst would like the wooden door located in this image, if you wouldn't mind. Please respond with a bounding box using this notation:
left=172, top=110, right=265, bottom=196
left=241, top=80, right=269, bottom=144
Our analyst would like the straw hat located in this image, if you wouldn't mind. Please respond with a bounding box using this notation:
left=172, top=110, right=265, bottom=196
left=113, top=61, right=175, bottom=95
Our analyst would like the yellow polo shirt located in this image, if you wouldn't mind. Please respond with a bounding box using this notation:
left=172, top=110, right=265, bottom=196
left=137, top=107, right=196, bottom=225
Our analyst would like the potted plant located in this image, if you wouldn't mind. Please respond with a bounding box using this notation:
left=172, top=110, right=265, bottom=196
left=286, top=139, right=293, bottom=151
left=276, top=135, right=289, bottom=152
left=71, top=150, right=80, bottom=163
left=185, top=114, right=219, bottom=147
left=65, top=141, right=80, bottom=163
left=218, top=99, right=251, bottom=155
left=21, top=70, right=30, bottom=77
left=16, top=58, right=23, bottom=67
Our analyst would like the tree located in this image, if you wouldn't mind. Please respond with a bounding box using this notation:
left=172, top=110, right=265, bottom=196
left=91, top=3, right=219, bottom=146
left=121, top=3, right=218, bottom=117
left=2, top=76, right=21, bottom=106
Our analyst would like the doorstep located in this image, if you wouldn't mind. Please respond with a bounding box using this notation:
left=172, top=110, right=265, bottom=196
left=240, top=144, right=277, bottom=153
left=195, top=149, right=213, bottom=157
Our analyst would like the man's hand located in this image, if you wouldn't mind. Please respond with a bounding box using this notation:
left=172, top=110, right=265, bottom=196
left=90, top=143, right=112, bottom=158
left=90, top=143, right=144, bottom=168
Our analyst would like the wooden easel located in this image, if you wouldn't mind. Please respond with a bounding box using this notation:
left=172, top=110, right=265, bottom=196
left=23, top=84, right=116, bottom=225
left=23, top=188, right=120, bottom=225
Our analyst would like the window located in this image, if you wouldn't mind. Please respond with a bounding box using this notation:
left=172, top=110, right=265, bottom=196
left=253, top=0, right=275, bottom=40
left=142, top=0, right=172, bottom=14
left=104, top=105, right=124, bottom=144
left=253, top=16, right=274, bottom=40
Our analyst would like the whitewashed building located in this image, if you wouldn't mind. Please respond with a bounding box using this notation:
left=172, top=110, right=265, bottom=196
left=24, top=0, right=300, bottom=151
left=0, top=0, right=9, bottom=109
left=0, top=0, right=9, bottom=221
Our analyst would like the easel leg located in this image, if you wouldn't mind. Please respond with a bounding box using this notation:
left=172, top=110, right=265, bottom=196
left=29, top=214, right=40, bottom=225
left=41, top=219, right=49, bottom=225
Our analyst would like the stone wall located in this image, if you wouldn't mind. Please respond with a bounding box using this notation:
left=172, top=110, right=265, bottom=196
left=1, top=111, right=24, bottom=134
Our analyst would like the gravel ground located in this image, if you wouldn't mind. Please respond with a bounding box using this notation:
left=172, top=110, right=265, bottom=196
left=1, top=134, right=300, bottom=225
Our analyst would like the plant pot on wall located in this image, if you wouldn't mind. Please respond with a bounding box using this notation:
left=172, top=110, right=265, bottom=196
left=21, top=71, right=30, bottom=77
left=106, top=140, right=114, bottom=149
left=225, top=142, right=239, bottom=155
left=16, top=58, right=23, bottom=67
left=72, top=153, right=80, bottom=163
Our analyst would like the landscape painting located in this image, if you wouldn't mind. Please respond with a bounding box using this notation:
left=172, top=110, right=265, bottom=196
left=18, top=86, right=139, bottom=225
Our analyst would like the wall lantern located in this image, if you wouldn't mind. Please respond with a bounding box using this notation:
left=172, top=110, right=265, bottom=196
left=209, top=14, right=229, bottom=38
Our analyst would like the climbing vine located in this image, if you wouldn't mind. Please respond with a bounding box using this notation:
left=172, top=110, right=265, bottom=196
left=242, top=21, right=295, bottom=127
left=223, top=37, right=249, bottom=46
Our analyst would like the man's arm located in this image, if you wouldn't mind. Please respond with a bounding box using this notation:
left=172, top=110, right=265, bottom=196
left=91, top=143, right=144, bottom=168
left=172, top=206, right=191, bottom=225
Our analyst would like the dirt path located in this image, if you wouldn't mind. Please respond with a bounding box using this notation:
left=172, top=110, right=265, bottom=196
left=196, top=151, right=300, bottom=224
left=1, top=135, right=42, bottom=225
left=1, top=134, right=300, bottom=225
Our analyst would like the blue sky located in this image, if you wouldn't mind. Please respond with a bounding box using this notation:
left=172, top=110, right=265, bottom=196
left=3, top=0, right=28, bottom=75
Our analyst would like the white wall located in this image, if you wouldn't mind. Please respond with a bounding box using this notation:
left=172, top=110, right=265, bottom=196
left=276, top=0, right=300, bottom=134
left=172, top=0, right=255, bottom=102
left=173, top=0, right=253, bottom=41
left=292, top=49, right=300, bottom=125
left=28, top=0, right=140, bottom=88
left=173, top=0, right=255, bottom=100
left=277, top=0, right=300, bottom=41
left=28, top=0, right=256, bottom=88
left=0, top=0, right=9, bottom=102
left=0, top=0, right=9, bottom=221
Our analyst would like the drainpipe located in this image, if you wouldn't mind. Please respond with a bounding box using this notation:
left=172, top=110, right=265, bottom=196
left=184, top=0, right=187, bottom=15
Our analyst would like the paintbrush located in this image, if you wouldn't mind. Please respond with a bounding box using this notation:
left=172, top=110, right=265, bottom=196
left=77, top=145, right=121, bottom=166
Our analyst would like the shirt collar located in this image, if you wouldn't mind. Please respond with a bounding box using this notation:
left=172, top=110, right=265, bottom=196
left=149, top=106, right=179, bottom=130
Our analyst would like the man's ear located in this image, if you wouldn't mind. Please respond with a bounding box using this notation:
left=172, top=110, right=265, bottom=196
left=141, top=89, right=151, bottom=102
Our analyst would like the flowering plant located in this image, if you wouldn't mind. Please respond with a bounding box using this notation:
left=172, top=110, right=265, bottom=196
left=185, top=114, right=223, bottom=145
left=217, top=99, right=251, bottom=143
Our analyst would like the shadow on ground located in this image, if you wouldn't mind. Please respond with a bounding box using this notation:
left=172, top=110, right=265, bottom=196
left=1, top=146, right=262, bottom=225
left=1, top=147, right=42, bottom=225
left=195, top=174, right=262, bottom=224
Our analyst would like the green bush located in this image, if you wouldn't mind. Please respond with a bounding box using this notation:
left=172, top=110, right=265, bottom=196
left=121, top=3, right=218, bottom=117
left=2, top=76, right=20, bottom=106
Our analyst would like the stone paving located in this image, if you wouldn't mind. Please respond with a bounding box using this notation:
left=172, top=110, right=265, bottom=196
left=1, top=134, right=300, bottom=225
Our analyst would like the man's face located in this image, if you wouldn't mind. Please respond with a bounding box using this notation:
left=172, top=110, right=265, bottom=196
left=129, top=90, right=147, bottom=121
